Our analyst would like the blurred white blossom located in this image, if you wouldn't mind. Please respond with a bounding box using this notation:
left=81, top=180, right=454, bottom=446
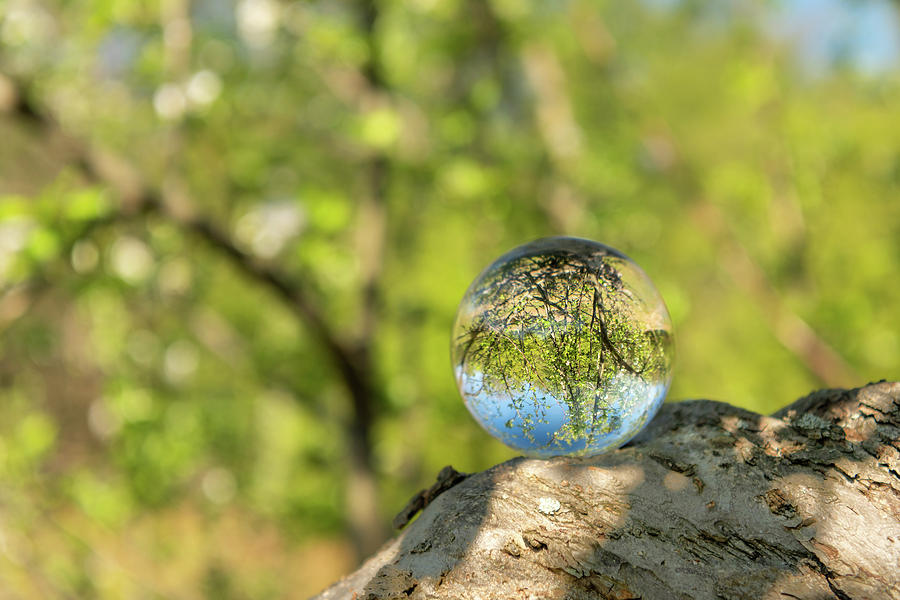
left=235, top=201, right=305, bottom=259
left=186, top=70, right=223, bottom=106
left=237, top=0, right=280, bottom=47
left=153, top=83, right=187, bottom=120
left=164, top=340, right=198, bottom=384
left=109, top=236, right=154, bottom=284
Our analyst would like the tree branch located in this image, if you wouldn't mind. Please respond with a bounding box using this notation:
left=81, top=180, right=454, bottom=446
left=0, top=71, right=371, bottom=410
left=315, top=381, right=900, bottom=599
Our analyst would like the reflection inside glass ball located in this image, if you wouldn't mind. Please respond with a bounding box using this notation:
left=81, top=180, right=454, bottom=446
left=451, top=237, right=674, bottom=457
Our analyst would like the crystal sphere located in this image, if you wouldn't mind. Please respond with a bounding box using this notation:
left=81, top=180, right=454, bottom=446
left=451, top=237, right=674, bottom=457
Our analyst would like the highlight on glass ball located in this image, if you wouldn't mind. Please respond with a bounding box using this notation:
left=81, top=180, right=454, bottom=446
left=451, top=237, right=674, bottom=458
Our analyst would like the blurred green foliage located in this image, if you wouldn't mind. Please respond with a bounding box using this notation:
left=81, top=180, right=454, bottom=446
left=0, top=0, right=898, bottom=597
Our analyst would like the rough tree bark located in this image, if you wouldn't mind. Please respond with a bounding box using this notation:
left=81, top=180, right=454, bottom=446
left=315, top=382, right=900, bottom=599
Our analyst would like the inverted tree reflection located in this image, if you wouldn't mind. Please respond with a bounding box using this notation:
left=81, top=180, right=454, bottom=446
left=452, top=238, right=673, bottom=456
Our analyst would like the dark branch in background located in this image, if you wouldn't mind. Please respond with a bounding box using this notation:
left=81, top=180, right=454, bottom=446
left=361, top=0, right=385, bottom=91
left=169, top=209, right=369, bottom=395
left=0, top=70, right=375, bottom=454
left=0, top=196, right=152, bottom=335
left=2, top=2, right=395, bottom=552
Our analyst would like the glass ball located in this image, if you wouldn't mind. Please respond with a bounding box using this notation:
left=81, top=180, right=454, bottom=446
left=451, top=237, right=674, bottom=457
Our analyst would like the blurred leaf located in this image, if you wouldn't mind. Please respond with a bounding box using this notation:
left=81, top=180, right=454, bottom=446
left=15, top=412, right=57, bottom=464
left=25, top=226, right=60, bottom=262
left=0, top=196, right=32, bottom=220
left=357, top=107, right=402, bottom=149
left=63, top=187, right=111, bottom=222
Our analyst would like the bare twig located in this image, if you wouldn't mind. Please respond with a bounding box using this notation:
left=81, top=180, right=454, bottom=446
left=392, top=466, right=469, bottom=530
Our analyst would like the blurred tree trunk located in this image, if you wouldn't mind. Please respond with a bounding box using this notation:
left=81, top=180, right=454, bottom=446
left=343, top=350, right=383, bottom=558
left=315, top=382, right=900, bottom=599
left=343, top=0, right=391, bottom=559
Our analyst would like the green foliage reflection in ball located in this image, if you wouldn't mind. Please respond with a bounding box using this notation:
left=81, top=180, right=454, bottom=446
left=451, top=237, right=675, bottom=457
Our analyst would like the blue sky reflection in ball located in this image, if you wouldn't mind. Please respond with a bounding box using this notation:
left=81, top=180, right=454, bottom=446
left=451, top=237, right=674, bottom=457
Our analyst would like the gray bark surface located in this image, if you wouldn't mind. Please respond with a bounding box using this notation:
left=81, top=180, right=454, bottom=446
left=314, top=382, right=900, bottom=599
